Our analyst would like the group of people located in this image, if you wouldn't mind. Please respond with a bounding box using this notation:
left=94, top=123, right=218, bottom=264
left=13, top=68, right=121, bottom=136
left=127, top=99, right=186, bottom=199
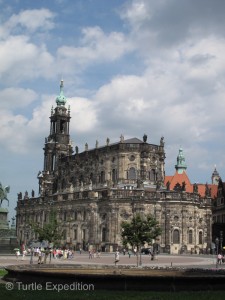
left=88, top=249, right=101, bottom=259
left=15, top=247, right=75, bottom=263
left=51, top=248, right=74, bottom=259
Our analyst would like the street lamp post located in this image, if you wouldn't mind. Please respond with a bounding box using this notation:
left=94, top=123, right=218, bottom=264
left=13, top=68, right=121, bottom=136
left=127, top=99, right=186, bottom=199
left=220, top=231, right=223, bottom=253
left=30, top=247, right=34, bottom=264
left=215, top=237, right=219, bottom=268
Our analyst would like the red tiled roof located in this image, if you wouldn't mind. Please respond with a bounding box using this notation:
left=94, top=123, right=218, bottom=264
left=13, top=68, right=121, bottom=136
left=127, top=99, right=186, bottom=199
left=209, top=184, right=218, bottom=199
left=164, top=171, right=218, bottom=198
left=196, top=184, right=205, bottom=197
left=165, top=171, right=192, bottom=193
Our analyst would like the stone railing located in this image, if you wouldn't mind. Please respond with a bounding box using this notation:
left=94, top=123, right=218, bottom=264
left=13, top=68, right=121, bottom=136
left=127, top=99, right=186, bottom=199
left=17, top=188, right=212, bottom=207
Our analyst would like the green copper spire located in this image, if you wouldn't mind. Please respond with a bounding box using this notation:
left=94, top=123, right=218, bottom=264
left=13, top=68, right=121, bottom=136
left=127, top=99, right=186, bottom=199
left=175, top=147, right=187, bottom=174
left=56, top=80, right=67, bottom=106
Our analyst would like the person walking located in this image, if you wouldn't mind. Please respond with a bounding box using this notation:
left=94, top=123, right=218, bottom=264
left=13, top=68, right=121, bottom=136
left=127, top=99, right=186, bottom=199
left=37, top=248, right=42, bottom=264
left=115, top=250, right=120, bottom=266
left=15, top=250, right=20, bottom=259
left=21, top=249, right=26, bottom=261
left=218, top=253, right=222, bottom=265
left=97, top=249, right=101, bottom=258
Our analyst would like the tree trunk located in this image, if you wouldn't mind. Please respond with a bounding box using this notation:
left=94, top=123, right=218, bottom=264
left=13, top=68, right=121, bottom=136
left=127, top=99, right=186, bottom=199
left=136, top=251, right=139, bottom=267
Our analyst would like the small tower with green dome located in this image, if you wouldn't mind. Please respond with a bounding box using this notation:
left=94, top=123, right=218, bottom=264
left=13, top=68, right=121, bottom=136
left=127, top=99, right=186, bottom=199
left=175, top=147, right=187, bottom=174
left=56, top=80, right=67, bottom=106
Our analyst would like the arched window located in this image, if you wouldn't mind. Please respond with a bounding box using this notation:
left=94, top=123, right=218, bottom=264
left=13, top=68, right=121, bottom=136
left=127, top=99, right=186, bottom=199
left=173, top=229, right=180, bottom=244
left=188, top=230, right=193, bottom=244
left=199, top=231, right=203, bottom=244
left=128, top=167, right=136, bottom=180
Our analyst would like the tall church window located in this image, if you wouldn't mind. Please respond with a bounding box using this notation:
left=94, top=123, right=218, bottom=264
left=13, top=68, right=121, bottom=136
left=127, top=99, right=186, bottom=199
left=90, top=173, right=94, bottom=184
left=199, top=231, right=203, bottom=244
left=128, top=167, right=136, bottom=180
left=74, top=229, right=77, bottom=240
left=63, top=229, right=66, bottom=240
left=112, top=169, right=117, bottom=183
left=62, top=178, right=66, bottom=190
left=150, top=169, right=156, bottom=181
left=100, top=171, right=105, bottom=183
left=63, top=211, right=67, bottom=221
left=60, top=120, right=66, bottom=133
left=82, top=229, right=86, bottom=240
left=102, top=227, right=106, bottom=242
left=52, top=155, right=55, bottom=171
left=188, top=230, right=193, bottom=244
left=80, top=175, right=84, bottom=184
left=173, top=229, right=180, bottom=244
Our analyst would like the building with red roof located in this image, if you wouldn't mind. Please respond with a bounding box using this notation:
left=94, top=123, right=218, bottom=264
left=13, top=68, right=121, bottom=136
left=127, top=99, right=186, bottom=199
left=164, top=148, right=218, bottom=199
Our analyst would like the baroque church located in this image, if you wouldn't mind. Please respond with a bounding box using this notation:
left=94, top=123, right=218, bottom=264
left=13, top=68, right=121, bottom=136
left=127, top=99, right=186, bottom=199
left=16, top=81, right=214, bottom=254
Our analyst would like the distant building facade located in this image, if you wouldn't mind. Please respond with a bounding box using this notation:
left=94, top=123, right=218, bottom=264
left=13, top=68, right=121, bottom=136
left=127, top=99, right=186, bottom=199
left=212, top=176, right=225, bottom=250
left=16, top=82, right=213, bottom=254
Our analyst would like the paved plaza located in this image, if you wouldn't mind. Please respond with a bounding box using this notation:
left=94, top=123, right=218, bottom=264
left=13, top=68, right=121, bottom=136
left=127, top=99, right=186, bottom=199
left=0, top=252, right=223, bottom=269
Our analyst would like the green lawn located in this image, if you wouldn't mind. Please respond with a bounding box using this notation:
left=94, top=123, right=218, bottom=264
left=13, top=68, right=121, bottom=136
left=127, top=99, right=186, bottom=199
left=0, top=269, right=7, bottom=276
left=0, top=284, right=225, bottom=300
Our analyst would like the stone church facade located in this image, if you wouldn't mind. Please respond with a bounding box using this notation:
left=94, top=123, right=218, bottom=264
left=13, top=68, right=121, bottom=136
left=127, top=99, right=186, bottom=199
left=16, top=82, right=212, bottom=254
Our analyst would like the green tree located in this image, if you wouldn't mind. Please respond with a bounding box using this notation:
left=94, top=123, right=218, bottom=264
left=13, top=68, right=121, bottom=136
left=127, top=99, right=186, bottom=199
left=31, top=210, right=62, bottom=247
left=121, top=213, right=162, bottom=266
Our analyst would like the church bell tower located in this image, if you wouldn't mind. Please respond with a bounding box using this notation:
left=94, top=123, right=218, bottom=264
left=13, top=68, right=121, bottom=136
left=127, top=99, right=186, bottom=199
left=38, top=80, right=73, bottom=195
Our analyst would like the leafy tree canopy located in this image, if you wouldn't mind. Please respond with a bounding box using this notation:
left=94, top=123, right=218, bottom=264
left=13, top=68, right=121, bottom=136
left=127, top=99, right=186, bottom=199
left=121, top=213, right=162, bottom=250
left=30, top=210, right=62, bottom=246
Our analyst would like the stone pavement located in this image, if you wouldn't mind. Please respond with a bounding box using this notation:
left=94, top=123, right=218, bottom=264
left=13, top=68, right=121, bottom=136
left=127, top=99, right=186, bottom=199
left=0, top=252, right=223, bottom=269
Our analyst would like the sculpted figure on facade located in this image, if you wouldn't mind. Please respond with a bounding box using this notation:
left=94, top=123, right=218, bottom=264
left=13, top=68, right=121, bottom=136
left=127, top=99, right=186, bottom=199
left=143, top=134, right=147, bottom=143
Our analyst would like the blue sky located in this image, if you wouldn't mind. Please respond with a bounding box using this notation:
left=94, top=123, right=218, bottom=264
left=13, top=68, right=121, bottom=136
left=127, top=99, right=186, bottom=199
left=1, top=0, right=225, bottom=221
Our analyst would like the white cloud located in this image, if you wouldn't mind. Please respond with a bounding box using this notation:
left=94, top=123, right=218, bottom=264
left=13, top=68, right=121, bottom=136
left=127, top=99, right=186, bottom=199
left=0, top=36, right=55, bottom=83
left=0, top=87, right=37, bottom=109
left=56, top=26, right=134, bottom=72
left=120, top=0, right=153, bottom=30
left=2, top=8, right=55, bottom=37
left=68, top=97, right=98, bottom=133
left=0, top=110, right=29, bottom=153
